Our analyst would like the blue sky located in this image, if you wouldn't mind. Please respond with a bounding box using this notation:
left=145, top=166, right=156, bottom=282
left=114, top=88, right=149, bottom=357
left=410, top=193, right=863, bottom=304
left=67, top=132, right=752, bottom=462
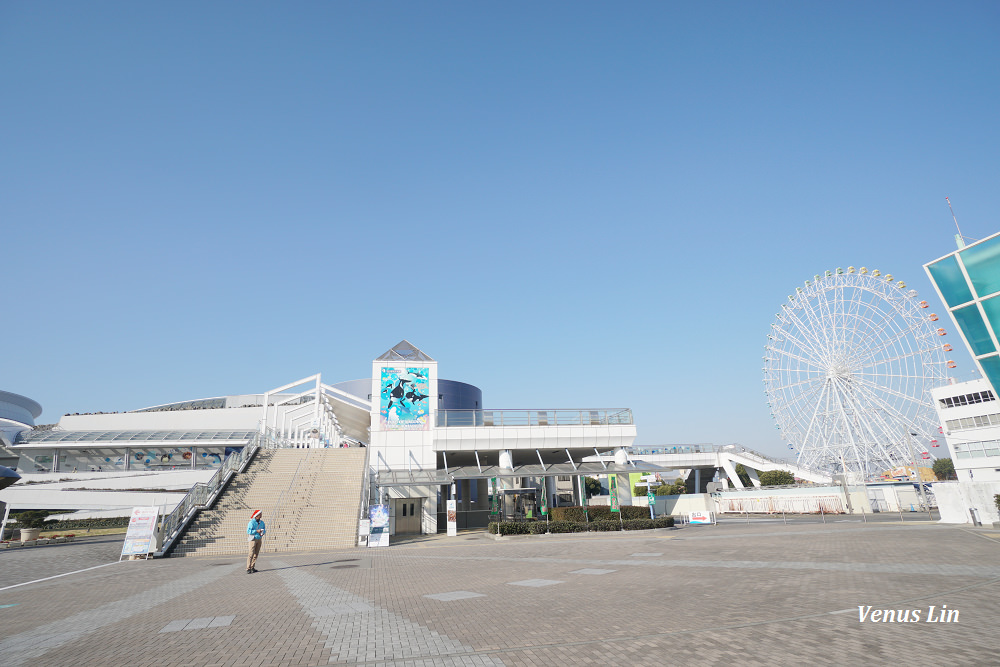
left=3, top=2, right=998, bottom=457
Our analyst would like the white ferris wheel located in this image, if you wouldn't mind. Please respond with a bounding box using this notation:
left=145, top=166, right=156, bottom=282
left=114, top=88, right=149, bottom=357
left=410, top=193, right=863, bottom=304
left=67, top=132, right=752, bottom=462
left=763, top=267, right=952, bottom=479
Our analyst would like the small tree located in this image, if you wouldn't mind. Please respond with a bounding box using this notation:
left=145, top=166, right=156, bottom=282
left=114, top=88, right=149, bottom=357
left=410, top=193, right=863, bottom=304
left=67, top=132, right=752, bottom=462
left=759, top=470, right=796, bottom=486
left=932, top=458, right=956, bottom=481
left=583, top=476, right=602, bottom=498
left=654, top=478, right=687, bottom=495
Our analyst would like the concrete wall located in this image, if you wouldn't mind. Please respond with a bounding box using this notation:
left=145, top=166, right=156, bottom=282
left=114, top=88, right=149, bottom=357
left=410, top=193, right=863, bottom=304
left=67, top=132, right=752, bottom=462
left=713, top=485, right=850, bottom=513
left=933, top=481, right=1000, bottom=524
left=653, top=494, right=713, bottom=515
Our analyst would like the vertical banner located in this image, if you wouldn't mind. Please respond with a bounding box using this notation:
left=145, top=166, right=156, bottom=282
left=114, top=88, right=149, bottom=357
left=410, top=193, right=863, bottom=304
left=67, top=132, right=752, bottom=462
left=490, top=477, right=499, bottom=518
left=446, top=499, right=457, bottom=536
left=120, top=506, right=159, bottom=559
left=380, top=367, right=429, bottom=430
left=609, top=475, right=620, bottom=513
left=647, top=490, right=656, bottom=519
left=368, top=504, right=390, bottom=547
left=540, top=478, right=548, bottom=516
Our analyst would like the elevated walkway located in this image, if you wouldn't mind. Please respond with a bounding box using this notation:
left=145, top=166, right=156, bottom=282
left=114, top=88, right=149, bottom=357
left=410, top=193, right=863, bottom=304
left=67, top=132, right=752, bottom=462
left=169, top=448, right=366, bottom=557
left=590, top=445, right=832, bottom=487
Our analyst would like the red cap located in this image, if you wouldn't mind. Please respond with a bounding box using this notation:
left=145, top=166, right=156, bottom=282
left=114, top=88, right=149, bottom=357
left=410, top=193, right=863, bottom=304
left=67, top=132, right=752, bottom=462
left=251, top=510, right=262, bottom=519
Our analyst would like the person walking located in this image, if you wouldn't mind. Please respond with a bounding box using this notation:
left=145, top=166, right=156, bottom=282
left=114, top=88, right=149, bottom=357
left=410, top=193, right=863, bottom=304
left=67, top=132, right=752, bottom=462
left=246, top=509, right=266, bottom=573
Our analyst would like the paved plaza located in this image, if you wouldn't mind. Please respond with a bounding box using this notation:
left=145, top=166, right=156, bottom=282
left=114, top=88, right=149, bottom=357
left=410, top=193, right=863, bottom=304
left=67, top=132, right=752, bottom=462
left=1, top=520, right=998, bottom=666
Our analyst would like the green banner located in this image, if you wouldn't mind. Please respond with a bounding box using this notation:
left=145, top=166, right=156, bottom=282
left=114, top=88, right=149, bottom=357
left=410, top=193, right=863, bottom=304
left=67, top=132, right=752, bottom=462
left=540, top=478, right=548, bottom=515
left=609, top=475, right=620, bottom=513
left=490, top=477, right=499, bottom=517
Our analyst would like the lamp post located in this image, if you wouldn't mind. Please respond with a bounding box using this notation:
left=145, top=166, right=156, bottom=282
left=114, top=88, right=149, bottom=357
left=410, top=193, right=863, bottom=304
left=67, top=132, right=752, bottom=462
left=906, top=430, right=930, bottom=514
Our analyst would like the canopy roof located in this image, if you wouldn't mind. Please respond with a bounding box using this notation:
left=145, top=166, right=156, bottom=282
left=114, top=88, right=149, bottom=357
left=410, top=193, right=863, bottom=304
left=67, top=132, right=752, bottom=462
left=374, top=461, right=674, bottom=486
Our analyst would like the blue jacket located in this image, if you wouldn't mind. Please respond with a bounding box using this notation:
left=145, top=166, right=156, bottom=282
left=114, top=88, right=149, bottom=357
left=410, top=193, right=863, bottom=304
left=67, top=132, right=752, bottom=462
left=247, top=518, right=266, bottom=540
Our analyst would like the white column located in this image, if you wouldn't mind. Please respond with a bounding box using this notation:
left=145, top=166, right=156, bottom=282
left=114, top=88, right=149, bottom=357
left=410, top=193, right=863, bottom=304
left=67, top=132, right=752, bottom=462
left=499, top=450, right=514, bottom=470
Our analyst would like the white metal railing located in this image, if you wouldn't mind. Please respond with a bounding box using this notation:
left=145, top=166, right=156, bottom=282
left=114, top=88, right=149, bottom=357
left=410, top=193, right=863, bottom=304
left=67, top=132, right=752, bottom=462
left=437, top=408, right=633, bottom=428
left=156, top=432, right=261, bottom=555
left=626, top=443, right=830, bottom=477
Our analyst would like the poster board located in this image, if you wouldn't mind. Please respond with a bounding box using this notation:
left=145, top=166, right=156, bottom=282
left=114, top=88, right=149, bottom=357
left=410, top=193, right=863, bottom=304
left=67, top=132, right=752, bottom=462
left=368, top=505, right=389, bottom=548
left=446, top=499, right=457, bottom=536
left=689, top=511, right=715, bottom=525
left=120, top=506, right=159, bottom=559
left=379, top=367, right=430, bottom=430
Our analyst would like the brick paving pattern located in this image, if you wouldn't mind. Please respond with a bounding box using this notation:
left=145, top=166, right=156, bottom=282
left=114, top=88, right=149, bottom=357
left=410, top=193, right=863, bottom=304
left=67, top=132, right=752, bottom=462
left=0, top=522, right=998, bottom=665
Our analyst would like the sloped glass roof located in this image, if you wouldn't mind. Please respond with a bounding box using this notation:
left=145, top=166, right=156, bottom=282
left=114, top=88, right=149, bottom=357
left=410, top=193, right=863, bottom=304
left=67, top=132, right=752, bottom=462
left=375, top=339, right=434, bottom=362
left=15, top=430, right=257, bottom=445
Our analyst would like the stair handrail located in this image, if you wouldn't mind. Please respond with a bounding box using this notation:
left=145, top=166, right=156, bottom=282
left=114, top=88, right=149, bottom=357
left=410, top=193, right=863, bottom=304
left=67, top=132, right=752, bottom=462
left=357, top=443, right=372, bottom=545
left=268, top=449, right=311, bottom=529
left=155, top=432, right=261, bottom=556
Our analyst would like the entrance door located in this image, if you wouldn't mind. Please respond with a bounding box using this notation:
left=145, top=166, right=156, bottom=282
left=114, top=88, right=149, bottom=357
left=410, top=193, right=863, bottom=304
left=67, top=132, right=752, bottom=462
left=394, top=498, right=422, bottom=535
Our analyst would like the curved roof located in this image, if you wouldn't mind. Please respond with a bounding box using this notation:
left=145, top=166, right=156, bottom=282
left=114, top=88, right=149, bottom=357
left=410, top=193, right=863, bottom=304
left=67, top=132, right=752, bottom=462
left=0, top=390, right=43, bottom=419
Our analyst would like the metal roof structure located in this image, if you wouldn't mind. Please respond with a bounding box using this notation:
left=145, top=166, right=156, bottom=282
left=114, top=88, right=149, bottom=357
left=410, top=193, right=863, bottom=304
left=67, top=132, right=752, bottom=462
left=375, top=340, right=435, bottom=362
left=373, top=461, right=674, bottom=486
left=15, top=429, right=257, bottom=445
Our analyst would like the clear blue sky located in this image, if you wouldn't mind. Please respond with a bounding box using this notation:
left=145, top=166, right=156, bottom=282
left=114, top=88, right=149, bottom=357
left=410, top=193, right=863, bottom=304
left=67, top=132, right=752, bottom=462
left=3, top=2, right=998, bottom=458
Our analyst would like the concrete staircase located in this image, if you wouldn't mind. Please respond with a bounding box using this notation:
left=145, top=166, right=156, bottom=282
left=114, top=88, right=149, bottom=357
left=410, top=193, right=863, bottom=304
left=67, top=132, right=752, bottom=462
left=169, top=448, right=367, bottom=557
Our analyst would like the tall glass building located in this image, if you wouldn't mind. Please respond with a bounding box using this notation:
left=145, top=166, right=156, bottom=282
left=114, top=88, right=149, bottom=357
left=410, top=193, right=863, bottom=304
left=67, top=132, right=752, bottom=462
left=925, top=232, right=1000, bottom=394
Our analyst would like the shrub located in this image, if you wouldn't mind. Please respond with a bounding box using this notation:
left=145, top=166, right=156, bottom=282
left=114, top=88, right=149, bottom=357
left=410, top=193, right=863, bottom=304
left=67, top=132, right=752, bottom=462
left=622, top=518, right=655, bottom=530
left=490, top=521, right=532, bottom=535
left=529, top=521, right=549, bottom=534
left=549, top=521, right=587, bottom=533
left=621, top=506, right=650, bottom=520
left=653, top=516, right=675, bottom=528
left=549, top=507, right=588, bottom=522
left=590, top=520, right=621, bottom=532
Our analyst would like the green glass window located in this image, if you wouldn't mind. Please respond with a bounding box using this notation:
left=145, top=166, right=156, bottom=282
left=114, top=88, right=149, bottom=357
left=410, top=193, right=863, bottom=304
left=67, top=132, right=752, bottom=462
left=953, top=305, right=996, bottom=356
left=960, top=235, right=1000, bottom=298
left=980, top=295, right=1000, bottom=342
left=927, top=255, right=974, bottom=307
left=979, top=355, right=1000, bottom=398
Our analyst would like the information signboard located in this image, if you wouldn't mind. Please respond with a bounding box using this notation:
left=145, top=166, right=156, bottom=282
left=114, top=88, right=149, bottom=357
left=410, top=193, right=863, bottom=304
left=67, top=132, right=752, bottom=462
left=368, top=504, right=390, bottom=547
left=689, top=511, right=715, bottom=525
left=446, top=499, right=457, bottom=536
left=120, top=506, right=159, bottom=560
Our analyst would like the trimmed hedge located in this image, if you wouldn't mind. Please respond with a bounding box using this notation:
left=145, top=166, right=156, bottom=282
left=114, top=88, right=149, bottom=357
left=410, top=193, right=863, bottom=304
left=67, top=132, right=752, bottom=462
left=549, top=507, right=588, bottom=522
left=47, top=516, right=130, bottom=530
left=489, top=514, right=674, bottom=535
left=488, top=521, right=533, bottom=535
left=551, top=505, right=652, bottom=522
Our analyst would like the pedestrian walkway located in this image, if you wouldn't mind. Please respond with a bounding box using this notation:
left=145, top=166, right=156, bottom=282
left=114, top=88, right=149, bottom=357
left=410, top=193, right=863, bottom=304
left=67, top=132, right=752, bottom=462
left=1, top=522, right=998, bottom=665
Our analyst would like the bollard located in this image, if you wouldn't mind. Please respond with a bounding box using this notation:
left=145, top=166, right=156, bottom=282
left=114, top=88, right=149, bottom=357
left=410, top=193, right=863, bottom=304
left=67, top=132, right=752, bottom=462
left=782, top=509, right=786, bottom=525
left=820, top=505, right=826, bottom=523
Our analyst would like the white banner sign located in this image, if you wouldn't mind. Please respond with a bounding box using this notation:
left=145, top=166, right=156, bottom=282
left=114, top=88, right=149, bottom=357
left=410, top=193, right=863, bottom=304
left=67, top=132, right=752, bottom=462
left=446, top=499, right=457, bottom=537
left=688, top=511, right=715, bottom=525
left=120, top=506, right=159, bottom=558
